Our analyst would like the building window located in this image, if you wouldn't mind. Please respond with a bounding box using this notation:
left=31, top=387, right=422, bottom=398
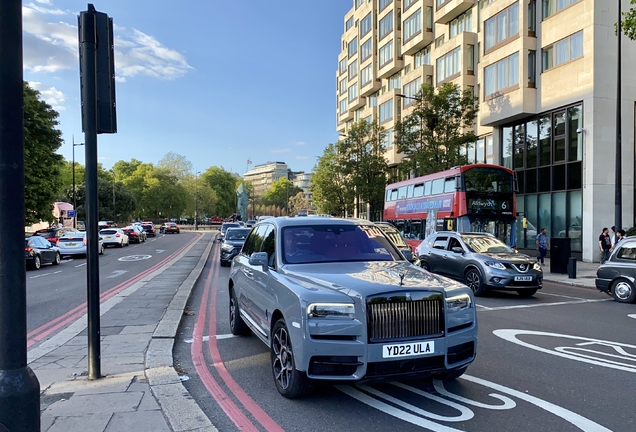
left=528, top=0, right=536, bottom=35
left=402, top=77, right=421, bottom=107
left=348, top=84, right=359, bottom=102
left=404, top=0, right=417, bottom=10
left=361, top=13, right=373, bottom=37
left=380, top=0, right=392, bottom=11
left=484, top=52, right=519, bottom=97
left=339, top=58, right=347, bottom=74
left=528, top=50, right=536, bottom=87
left=403, top=9, right=422, bottom=42
left=414, top=45, right=432, bottom=67
left=346, top=17, right=354, bottom=31
left=361, top=64, right=373, bottom=86
left=339, top=77, right=347, bottom=95
left=368, top=92, right=378, bottom=107
left=364, top=115, right=373, bottom=124
left=485, top=135, right=494, bottom=163
left=379, top=40, right=394, bottom=67
left=348, top=59, right=358, bottom=80
left=543, top=0, right=580, bottom=19
left=436, top=47, right=461, bottom=83
left=388, top=72, right=401, bottom=90
left=339, top=98, right=348, bottom=115
left=542, top=31, right=583, bottom=71
left=379, top=99, right=393, bottom=123
left=356, top=0, right=365, bottom=8
left=361, top=38, right=373, bottom=62
left=435, top=34, right=445, bottom=47
left=484, top=2, right=519, bottom=51
left=449, top=9, right=472, bottom=38
left=383, top=127, right=394, bottom=149
left=348, top=37, right=358, bottom=58
left=467, top=44, right=475, bottom=74
left=380, top=11, right=394, bottom=39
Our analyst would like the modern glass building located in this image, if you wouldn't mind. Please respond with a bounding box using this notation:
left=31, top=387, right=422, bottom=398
left=336, top=0, right=636, bottom=262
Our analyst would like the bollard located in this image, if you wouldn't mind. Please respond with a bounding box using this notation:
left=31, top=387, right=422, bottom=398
left=567, top=257, right=577, bottom=279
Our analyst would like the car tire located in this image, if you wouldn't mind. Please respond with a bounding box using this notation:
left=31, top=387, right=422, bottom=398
left=420, top=260, right=430, bottom=271
left=118, top=241, right=124, bottom=248
left=33, top=255, right=41, bottom=270
left=611, top=278, right=636, bottom=303
left=270, top=318, right=313, bottom=399
left=52, top=252, right=61, bottom=265
left=465, top=268, right=487, bottom=296
left=229, top=288, right=250, bottom=336
left=433, top=365, right=468, bottom=381
left=99, top=244, right=104, bottom=255
left=516, top=289, right=537, bottom=298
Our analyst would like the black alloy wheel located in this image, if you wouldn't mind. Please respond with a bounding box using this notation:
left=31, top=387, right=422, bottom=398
left=465, top=268, right=486, bottom=296
left=271, top=319, right=313, bottom=398
left=33, top=255, right=41, bottom=270
left=229, top=288, right=250, bottom=336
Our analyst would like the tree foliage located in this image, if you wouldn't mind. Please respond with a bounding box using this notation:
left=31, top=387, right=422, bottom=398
left=336, top=120, right=389, bottom=217
left=288, top=192, right=309, bottom=216
left=202, top=167, right=238, bottom=217
left=394, top=83, right=477, bottom=178
left=620, top=1, right=636, bottom=40
left=23, top=82, right=64, bottom=224
left=262, top=177, right=302, bottom=213
left=157, top=152, right=193, bottom=181
left=310, top=143, right=350, bottom=216
left=60, top=178, right=136, bottom=223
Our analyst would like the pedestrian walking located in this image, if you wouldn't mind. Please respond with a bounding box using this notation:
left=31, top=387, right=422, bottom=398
left=536, top=228, right=549, bottom=266
left=610, top=226, right=617, bottom=250
left=599, top=227, right=612, bottom=263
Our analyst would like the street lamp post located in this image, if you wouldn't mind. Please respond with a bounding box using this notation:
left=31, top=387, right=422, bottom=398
left=615, top=0, right=623, bottom=232
left=194, top=170, right=200, bottom=230
left=72, top=135, right=85, bottom=228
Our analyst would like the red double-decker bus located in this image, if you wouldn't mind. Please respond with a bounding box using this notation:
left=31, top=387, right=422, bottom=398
left=383, top=164, right=517, bottom=249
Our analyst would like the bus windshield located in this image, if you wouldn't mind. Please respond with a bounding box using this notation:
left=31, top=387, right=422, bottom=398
left=463, top=167, right=513, bottom=193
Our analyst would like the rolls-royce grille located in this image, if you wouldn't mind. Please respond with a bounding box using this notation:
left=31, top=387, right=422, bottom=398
left=368, top=299, right=444, bottom=342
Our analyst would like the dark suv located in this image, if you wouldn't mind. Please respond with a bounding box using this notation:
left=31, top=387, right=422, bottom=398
left=416, top=232, right=543, bottom=297
left=142, top=223, right=156, bottom=237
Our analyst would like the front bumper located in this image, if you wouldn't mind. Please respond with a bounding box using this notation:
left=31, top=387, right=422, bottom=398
left=220, top=249, right=240, bottom=262
left=482, top=266, right=543, bottom=290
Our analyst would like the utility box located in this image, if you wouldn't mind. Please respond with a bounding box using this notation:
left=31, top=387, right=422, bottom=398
left=550, top=237, right=571, bottom=274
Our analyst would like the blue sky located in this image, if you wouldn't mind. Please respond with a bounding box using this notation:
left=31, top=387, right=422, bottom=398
left=23, top=0, right=352, bottom=175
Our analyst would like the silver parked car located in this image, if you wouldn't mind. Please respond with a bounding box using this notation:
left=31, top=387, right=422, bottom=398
left=596, top=237, right=636, bottom=303
left=416, top=232, right=543, bottom=297
left=229, top=217, right=477, bottom=398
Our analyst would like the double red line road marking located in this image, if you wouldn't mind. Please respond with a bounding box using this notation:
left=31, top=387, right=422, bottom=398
left=27, top=234, right=201, bottom=349
left=192, top=242, right=284, bottom=432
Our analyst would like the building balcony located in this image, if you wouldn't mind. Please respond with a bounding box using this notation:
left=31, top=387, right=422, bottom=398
left=349, top=94, right=366, bottom=111
left=378, top=54, right=404, bottom=79
left=339, top=107, right=354, bottom=123
left=403, top=28, right=434, bottom=56
left=435, top=0, right=475, bottom=24
left=480, top=86, right=537, bottom=127
left=361, top=78, right=382, bottom=96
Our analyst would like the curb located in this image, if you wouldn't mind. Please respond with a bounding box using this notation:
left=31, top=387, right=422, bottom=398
left=543, top=277, right=596, bottom=290
left=144, top=234, right=218, bottom=432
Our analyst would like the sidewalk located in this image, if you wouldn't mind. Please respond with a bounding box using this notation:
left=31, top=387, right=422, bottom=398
left=539, top=257, right=599, bottom=289
left=32, top=233, right=217, bottom=432
left=30, top=236, right=601, bottom=431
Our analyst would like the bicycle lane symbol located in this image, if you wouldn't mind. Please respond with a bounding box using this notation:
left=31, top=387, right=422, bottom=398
left=336, top=372, right=611, bottom=431
left=494, top=329, right=636, bottom=373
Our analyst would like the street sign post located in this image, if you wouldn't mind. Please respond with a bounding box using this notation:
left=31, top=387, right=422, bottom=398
left=68, top=209, right=77, bottom=218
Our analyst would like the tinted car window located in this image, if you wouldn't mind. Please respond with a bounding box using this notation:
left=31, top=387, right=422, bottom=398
left=448, top=238, right=463, bottom=250
left=242, top=226, right=263, bottom=256
left=225, top=228, right=251, bottom=241
left=251, top=224, right=269, bottom=253
left=100, top=230, right=118, bottom=235
left=616, top=242, right=636, bottom=260
left=433, top=237, right=448, bottom=250
left=260, top=225, right=276, bottom=267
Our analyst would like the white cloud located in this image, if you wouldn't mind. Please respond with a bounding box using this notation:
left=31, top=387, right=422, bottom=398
left=23, top=2, right=192, bottom=80
left=296, top=155, right=310, bottom=160
left=295, top=141, right=306, bottom=146
left=271, top=148, right=292, bottom=154
left=28, top=81, right=67, bottom=110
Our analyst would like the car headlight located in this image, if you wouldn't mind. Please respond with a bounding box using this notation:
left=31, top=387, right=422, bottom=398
left=533, top=262, right=542, bottom=271
left=222, top=243, right=234, bottom=251
left=307, top=303, right=354, bottom=319
left=446, top=294, right=472, bottom=312
left=484, top=261, right=506, bottom=270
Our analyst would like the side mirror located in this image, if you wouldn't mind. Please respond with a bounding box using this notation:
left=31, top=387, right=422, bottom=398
left=451, top=246, right=464, bottom=254
left=249, top=251, right=269, bottom=269
left=401, top=249, right=413, bottom=262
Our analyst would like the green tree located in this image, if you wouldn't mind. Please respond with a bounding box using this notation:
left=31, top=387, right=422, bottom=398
left=288, top=191, right=309, bottom=216
left=24, top=82, right=64, bottom=224
left=620, top=1, right=636, bottom=40
left=394, top=83, right=477, bottom=178
left=336, top=120, right=388, bottom=219
left=157, top=152, right=193, bottom=180
left=62, top=178, right=136, bottom=223
left=262, top=177, right=302, bottom=214
left=180, top=174, right=218, bottom=220
left=310, top=143, right=350, bottom=216
left=202, top=167, right=238, bottom=217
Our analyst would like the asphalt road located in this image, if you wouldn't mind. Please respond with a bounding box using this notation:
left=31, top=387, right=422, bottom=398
left=26, top=231, right=196, bottom=348
left=175, top=247, right=635, bottom=432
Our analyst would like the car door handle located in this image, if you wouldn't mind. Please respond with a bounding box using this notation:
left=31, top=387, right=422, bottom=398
left=442, top=254, right=447, bottom=259
left=243, top=268, right=253, bottom=279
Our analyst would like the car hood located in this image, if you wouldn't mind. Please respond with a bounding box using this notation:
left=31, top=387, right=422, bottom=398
left=476, top=252, right=534, bottom=262
left=279, top=261, right=466, bottom=298
left=223, top=240, right=245, bottom=248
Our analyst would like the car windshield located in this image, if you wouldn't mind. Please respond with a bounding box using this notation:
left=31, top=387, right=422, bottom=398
left=35, top=230, right=55, bottom=238
left=225, top=228, right=251, bottom=241
left=463, top=236, right=513, bottom=253
left=221, top=223, right=239, bottom=233
left=378, top=226, right=408, bottom=248
left=282, top=224, right=401, bottom=264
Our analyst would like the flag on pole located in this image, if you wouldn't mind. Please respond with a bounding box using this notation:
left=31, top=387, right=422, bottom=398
left=247, top=158, right=252, bottom=165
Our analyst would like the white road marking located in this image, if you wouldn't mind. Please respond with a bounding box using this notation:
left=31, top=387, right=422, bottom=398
left=118, top=254, right=152, bottom=262
left=475, top=304, right=493, bottom=310
left=29, top=270, right=63, bottom=279
left=75, top=263, right=87, bottom=267
left=540, top=292, right=588, bottom=300
left=183, top=334, right=236, bottom=344
left=107, top=270, right=128, bottom=278
left=481, top=298, right=612, bottom=311
left=156, top=249, right=165, bottom=254
left=629, top=314, right=636, bottom=320
left=494, top=329, right=636, bottom=373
